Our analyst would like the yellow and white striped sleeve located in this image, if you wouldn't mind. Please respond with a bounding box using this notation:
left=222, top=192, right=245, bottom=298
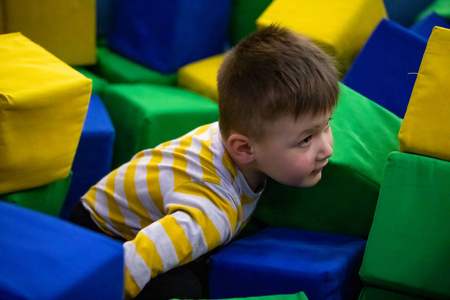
left=123, top=181, right=239, bottom=299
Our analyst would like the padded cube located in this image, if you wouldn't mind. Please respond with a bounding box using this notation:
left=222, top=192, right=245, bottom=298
left=103, top=84, right=219, bottom=168
left=178, top=54, right=224, bottom=102
left=358, top=287, right=426, bottom=300
left=109, top=1, right=232, bottom=74
left=0, top=173, right=72, bottom=217
left=61, top=94, right=115, bottom=219
left=206, top=292, right=309, bottom=300
left=0, top=32, right=92, bottom=194
left=228, top=0, right=273, bottom=45
left=383, top=0, right=435, bottom=27
left=256, top=0, right=386, bottom=75
left=210, top=228, right=366, bottom=300
left=360, top=152, right=450, bottom=299
left=410, top=12, right=450, bottom=39
left=1, top=0, right=96, bottom=66
left=76, top=68, right=109, bottom=96
left=0, top=201, right=123, bottom=299
left=343, top=19, right=427, bottom=118
left=252, top=83, right=401, bottom=239
left=416, top=0, right=450, bottom=21
left=92, top=47, right=177, bottom=85
left=399, top=26, right=450, bottom=161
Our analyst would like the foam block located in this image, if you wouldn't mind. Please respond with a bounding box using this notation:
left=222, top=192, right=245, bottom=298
left=256, top=0, right=386, bottom=75
left=178, top=54, right=224, bottom=102
left=0, top=32, right=92, bottom=194
left=210, top=228, right=366, bottom=299
left=360, top=152, right=450, bottom=299
left=61, top=94, right=115, bottom=219
left=383, top=0, right=435, bottom=27
left=343, top=19, right=427, bottom=118
left=0, top=201, right=123, bottom=299
left=0, top=173, right=72, bottom=217
left=416, top=0, right=450, bottom=22
left=399, top=26, right=450, bottom=161
left=108, top=1, right=232, bottom=74
left=76, top=68, right=109, bottom=96
left=410, top=12, right=450, bottom=39
left=359, top=287, right=426, bottom=300
left=103, top=84, right=219, bottom=168
left=1, top=0, right=96, bottom=66
left=228, top=0, right=273, bottom=45
left=92, top=47, right=178, bottom=85
left=252, top=83, right=401, bottom=239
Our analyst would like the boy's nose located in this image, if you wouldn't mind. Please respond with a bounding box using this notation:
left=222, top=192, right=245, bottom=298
left=317, top=134, right=333, bottom=161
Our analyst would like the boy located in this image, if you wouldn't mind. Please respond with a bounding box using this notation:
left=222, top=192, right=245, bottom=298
left=70, top=25, right=339, bottom=299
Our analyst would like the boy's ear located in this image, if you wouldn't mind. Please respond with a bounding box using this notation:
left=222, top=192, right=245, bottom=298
left=226, top=133, right=255, bottom=165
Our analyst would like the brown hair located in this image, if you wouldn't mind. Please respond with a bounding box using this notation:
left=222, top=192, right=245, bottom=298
left=217, top=24, right=339, bottom=141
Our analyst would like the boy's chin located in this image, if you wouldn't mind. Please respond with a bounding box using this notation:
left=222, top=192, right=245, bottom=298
left=296, top=173, right=323, bottom=188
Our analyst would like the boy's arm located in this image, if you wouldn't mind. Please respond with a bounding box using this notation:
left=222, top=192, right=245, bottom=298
left=123, top=182, right=239, bottom=299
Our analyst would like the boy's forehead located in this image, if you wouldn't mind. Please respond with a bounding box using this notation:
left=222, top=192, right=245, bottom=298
left=270, top=110, right=332, bottom=133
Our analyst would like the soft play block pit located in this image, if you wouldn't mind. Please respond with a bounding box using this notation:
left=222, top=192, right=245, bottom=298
left=102, top=84, right=219, bottom=168
left=360, top=152, right=450, bottom=299
left=399, top=26, right=450, bottom=162
left=256, top=0, right=386, bottom=75
left=0, top=32, right=91, bottom=194
left=210, top=228, right=366, bottom=300
left=252, top=83, right=402, bottom=239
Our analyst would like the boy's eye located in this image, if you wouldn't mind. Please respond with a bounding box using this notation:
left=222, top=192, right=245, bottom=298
left=299, top=136, right=312, bottom=147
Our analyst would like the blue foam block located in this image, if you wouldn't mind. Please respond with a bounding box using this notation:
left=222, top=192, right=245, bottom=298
left=61, top=94, right=115, bottom=219
left=343, top=19, right=427, bottom=118
left=210, top=228, right=366, bottom=300
left=0, top=201, right=124, bottom=299
left=410, top=12, right=450, bottom=39
left=108, top=0, right=232, bottom=74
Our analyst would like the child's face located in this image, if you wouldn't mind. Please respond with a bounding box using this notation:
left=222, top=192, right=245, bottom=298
left=252, top=111, right=334, bottom=187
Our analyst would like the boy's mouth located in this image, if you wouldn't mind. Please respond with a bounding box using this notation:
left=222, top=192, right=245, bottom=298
left=312, top=161, right=328, bottom=174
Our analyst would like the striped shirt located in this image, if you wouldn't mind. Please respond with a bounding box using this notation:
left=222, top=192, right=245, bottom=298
left=81, top=122, right=263, bottom=299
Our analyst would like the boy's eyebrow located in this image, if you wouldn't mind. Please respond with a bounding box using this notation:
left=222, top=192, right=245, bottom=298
left=295, top=116, right=332, bottom=138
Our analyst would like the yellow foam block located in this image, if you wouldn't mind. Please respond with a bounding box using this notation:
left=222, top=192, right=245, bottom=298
left=399, top=26, right=450, bottom=162
left=2, top=0, right=96, bottom=66
left=256, top=0, right=386, bottom=75
left=178, top=54, right=224, bottom=102
left=0, top=32, right=92, bottom=194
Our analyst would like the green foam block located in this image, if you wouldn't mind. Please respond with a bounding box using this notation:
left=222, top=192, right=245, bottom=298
left=252, top=83, right=402, bottom=238
left=75, top=67, right=109, bottom=96
left=228, top=0, right=273, bottom=45
left=360, top=151, right=450, bottom=299
left=358, top=287, right=426, bottom=300
left=92, top=47, right=178, bottom=85
left=0, top=172, right=72, bottom=217
left=177, top=291, right=308, bottom=300
left=103, top=84, right=219, bottom=168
